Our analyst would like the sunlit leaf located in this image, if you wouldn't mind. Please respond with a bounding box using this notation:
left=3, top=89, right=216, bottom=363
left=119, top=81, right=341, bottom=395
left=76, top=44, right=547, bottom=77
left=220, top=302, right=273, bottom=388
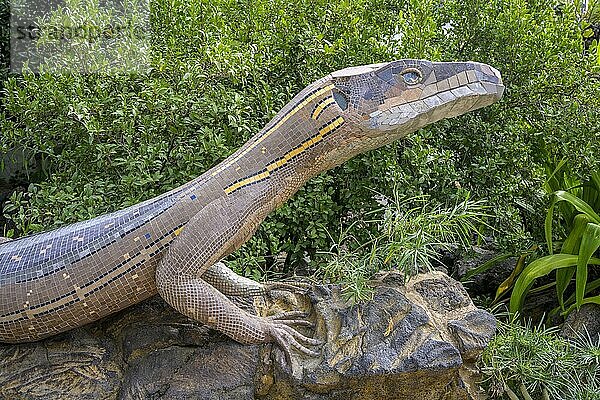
left=555, top=191, right=600, bottom=223
left=546, top=191, right=600, bottom=254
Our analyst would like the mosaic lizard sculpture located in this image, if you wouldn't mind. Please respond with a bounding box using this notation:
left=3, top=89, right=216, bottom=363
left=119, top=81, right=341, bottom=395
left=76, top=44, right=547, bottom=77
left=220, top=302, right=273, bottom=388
left=0, top=60, right=503, bottom=360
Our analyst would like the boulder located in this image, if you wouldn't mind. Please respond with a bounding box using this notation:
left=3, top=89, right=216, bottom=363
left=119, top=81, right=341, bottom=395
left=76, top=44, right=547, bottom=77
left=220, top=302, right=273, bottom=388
left=0, top=271, right=495, bottom=400
left=560, top=303, right=600, bottom=341
left=453, top=247, right=516, bottom=297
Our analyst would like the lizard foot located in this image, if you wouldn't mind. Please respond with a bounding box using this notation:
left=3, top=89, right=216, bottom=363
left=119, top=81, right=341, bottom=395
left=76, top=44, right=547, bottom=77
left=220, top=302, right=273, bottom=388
left=263, top=311, right=322, bottom=366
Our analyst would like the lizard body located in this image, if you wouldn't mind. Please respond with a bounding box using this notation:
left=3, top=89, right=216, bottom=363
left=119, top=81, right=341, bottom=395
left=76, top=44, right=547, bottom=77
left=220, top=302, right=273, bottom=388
left=0, top=60, right=503, bottom=355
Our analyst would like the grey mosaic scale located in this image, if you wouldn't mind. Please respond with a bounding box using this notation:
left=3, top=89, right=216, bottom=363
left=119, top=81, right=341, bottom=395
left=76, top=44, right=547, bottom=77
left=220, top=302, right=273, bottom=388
left=0, top=60, right=504, bottom=361
left=0, top=193, right=178, bottom=284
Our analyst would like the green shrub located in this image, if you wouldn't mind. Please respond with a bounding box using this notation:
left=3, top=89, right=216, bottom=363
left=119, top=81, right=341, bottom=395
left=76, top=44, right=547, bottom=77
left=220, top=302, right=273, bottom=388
left=320, top=191, right=488, bottom=303
left=1, top=0, right=599, bottom=279
left=0, top=0, right=8, bottom=81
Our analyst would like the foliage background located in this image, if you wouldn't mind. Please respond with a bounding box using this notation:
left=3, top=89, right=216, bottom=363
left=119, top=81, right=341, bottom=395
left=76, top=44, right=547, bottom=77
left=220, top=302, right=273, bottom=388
left=1, top=0, right=599, bottom=278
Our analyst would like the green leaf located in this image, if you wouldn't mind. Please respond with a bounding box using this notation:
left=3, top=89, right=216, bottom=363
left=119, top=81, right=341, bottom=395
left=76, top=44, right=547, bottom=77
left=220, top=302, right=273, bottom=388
left=545, top=199, right=556, bottom=255
left=546, top=191, right=600, bottom=254
left=566, top=278, right=600, bottom=306
left=509, top=254, right=600, bottom=315
left=575, top=223, right=600, bottom=307
left=560, top=214, right=588, bottom=254
left=592, top=172, right=600, bottom=193
left=555, top=191, right=600, bottom=224
left=589, top=172, right=600, bottom=210
left=581, top=295, right=600, bottom=306
left=556, top=214, right=589, bottom=309
left=543, top=158, right=568, bottom=194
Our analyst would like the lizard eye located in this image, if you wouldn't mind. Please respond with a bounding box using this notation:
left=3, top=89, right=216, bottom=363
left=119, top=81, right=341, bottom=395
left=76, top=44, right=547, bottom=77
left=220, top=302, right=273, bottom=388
left=401, top=68, right=422, bottom=85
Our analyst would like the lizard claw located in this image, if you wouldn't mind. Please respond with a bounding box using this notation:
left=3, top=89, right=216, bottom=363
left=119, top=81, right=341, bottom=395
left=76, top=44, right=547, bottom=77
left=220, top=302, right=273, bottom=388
left=268, top=311, right=315, bottom=328
left=262, top=312, right=322, bottom=367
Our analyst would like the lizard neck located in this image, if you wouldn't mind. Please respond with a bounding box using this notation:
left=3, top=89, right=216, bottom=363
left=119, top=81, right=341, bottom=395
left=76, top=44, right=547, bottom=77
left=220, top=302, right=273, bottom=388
left=193, top=80, right=341, bottom=208
left=157, top=77, right=344, bottom=242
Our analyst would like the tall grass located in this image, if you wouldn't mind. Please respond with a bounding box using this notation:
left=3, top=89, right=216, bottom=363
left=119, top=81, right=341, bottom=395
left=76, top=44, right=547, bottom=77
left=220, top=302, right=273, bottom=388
left=320, top=190, right=489, bottom=302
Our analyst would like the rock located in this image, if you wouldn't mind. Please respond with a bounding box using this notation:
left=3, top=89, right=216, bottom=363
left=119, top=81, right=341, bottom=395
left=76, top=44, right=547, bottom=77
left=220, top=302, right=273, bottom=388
left=453, top=247, right=516, bottom=297
left=0, top=271, right=495, bottom=400
left=447, top=310, right=497, bottom=361
left=560, top=303, right=600, bottom=341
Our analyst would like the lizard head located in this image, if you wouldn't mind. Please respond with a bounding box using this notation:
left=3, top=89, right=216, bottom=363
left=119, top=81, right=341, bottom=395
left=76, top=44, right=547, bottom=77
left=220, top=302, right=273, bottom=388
left=314, top=59, right=504, bottom=169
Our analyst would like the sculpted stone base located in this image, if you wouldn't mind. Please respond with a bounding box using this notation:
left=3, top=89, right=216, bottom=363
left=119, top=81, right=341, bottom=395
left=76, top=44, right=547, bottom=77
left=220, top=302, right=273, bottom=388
left=0, top=271, right=495, bottom=400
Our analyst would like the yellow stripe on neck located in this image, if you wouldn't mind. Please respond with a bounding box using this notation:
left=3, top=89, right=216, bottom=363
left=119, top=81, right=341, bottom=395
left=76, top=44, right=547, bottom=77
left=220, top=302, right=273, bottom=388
left=224, top=116, right=345, bottom=195
left=212, top=84, right=335, bottom=177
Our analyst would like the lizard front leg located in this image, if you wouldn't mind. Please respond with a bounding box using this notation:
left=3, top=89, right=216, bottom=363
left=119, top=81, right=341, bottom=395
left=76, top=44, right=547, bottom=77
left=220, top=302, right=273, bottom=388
left=156, top=198, right=319, bottom=362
